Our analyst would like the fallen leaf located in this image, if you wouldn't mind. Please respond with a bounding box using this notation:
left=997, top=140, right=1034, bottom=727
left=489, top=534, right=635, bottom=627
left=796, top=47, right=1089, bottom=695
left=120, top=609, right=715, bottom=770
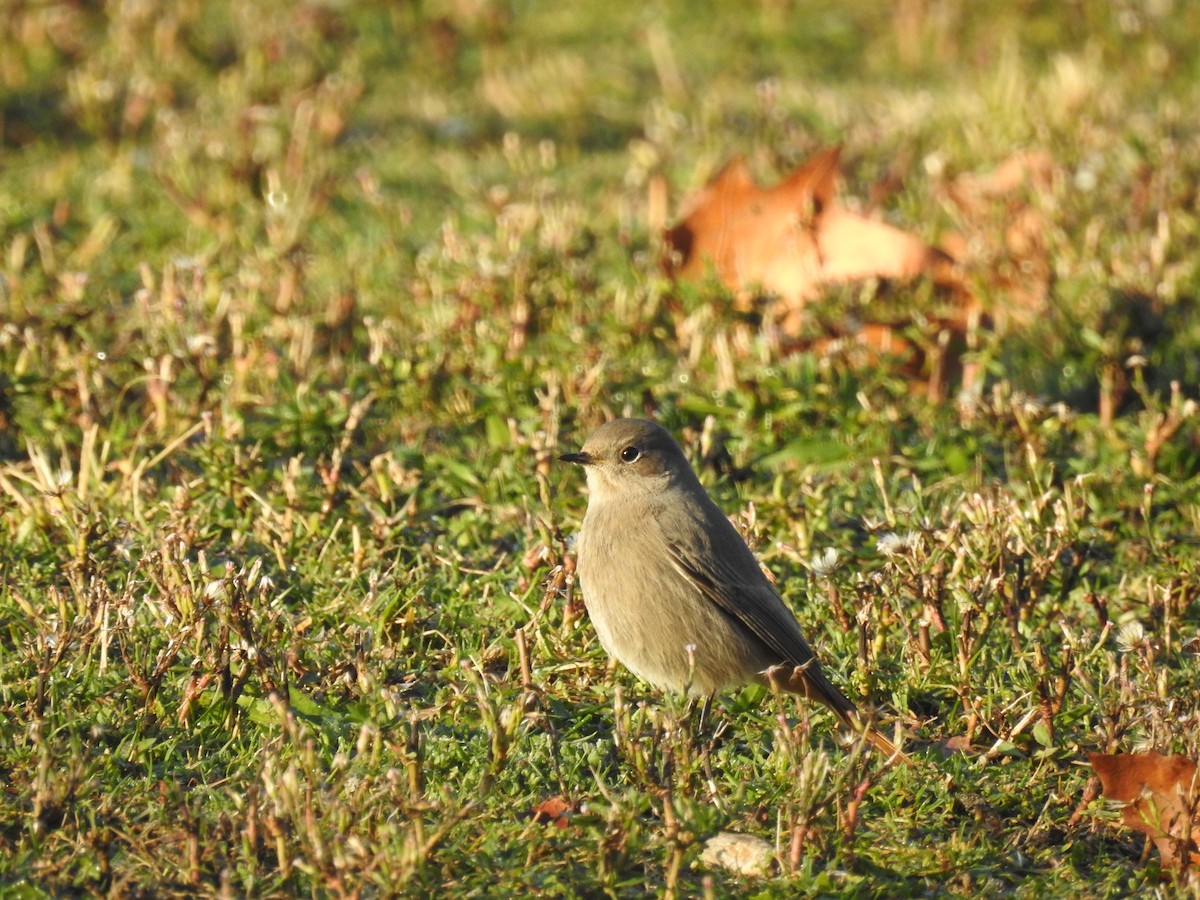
left=664, top=148, right=952, bottom=319
left=1090, top=751, right=1200, bottom=872
left=951, top=149, right=1057, bottom=198
left=662, top=148, right=979, bottom=399
left=699, top=831, right=775, bottom=877
left=664, top=150, right=831, bottom=305
left=530, top=795, right=575, bottom=830
left=940, top=149, right=1059, bottom=328
left=938, top=734, right=975, bottom=756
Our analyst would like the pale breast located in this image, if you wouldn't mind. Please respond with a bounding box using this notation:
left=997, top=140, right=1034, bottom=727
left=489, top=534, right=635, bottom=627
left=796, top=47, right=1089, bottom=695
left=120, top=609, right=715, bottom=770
left=576, top=499, right=775, bottom=695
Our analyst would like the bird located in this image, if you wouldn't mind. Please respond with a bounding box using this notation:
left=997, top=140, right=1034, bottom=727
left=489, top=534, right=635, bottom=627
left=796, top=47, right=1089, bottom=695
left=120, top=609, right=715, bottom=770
left=560, top=417, right=903, bottom=759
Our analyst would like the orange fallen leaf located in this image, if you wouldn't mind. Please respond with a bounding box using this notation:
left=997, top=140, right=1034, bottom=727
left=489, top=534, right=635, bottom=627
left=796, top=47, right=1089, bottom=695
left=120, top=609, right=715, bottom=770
left=663, top=147, right=961, bottom=324
left=1090, top=751, right=1200, bottom=872
left=664, top=150, right=831, bottom=306
left=940, top=149, right=1059, bottom=328
left=530, top=795, right=575, bottom=830
left=950, top=149, right=1057, bottom=199
left=662, top=148, right=979, bottom=399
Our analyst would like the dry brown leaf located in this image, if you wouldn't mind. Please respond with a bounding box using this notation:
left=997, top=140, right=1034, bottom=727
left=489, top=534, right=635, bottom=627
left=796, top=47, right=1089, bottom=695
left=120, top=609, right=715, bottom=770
left=1090, top=751, right=1200, bottom=872
left=663, top=147, right=949, bottom=321
left=662, top=148, right=979, bottom=399
left=530, top=795, right=575, bottom=830
left=951, top=149, right=1056, bottom=199
left=941, top=149, right=1059, bottom=327
left=663, top=153, right=825, bottom=309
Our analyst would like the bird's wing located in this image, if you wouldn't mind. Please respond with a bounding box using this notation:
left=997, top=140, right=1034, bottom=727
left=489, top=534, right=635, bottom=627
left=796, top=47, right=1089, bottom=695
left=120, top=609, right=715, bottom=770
left=656, top=496, right=906, bottom=760
left=664, top=531, right=861, bottom=721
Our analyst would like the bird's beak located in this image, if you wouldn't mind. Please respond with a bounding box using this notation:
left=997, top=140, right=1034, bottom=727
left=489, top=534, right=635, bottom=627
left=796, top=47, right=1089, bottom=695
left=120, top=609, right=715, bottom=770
left=559, top=451, right=593, bottom=466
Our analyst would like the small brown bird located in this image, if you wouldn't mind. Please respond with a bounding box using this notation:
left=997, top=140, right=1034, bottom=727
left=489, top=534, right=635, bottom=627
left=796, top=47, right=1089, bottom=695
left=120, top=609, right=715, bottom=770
left=561, top=417, right=902, bottom=758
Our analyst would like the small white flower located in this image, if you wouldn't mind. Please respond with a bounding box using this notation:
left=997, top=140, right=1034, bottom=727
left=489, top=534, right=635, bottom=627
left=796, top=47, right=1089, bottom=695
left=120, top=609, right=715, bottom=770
left=808, top=548, right=840, bottom=577
left=877, top=531, right=919, bottom=557
left=1115, top=621, right=1146, bottom=653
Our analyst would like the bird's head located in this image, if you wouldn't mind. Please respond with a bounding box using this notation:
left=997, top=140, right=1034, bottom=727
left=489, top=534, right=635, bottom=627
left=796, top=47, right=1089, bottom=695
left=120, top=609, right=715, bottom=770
left=560, top=418, right=694, bottom=503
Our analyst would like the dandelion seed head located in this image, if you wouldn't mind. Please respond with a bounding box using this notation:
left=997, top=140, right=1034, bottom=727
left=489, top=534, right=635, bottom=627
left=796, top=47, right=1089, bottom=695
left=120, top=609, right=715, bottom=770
left=878, top=531, right=919, bottom=557
left=808, top=547, right=840, bottom=576
left=1115, top=621, right=1145, bottom=653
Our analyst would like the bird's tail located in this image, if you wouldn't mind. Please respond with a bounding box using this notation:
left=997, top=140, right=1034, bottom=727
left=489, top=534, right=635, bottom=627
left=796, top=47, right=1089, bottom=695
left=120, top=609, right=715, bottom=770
left=773, top=663, right=909, bottom=765
left=857, top=717, right=907, bottom=763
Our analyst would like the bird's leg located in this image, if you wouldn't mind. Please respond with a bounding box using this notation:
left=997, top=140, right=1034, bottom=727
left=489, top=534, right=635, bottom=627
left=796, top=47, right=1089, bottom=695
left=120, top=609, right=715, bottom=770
left=691, top=692, right=733, bottom=747
left=695, top=693, right=713, bottom=734
left=683, top=692, right=725, bottom=744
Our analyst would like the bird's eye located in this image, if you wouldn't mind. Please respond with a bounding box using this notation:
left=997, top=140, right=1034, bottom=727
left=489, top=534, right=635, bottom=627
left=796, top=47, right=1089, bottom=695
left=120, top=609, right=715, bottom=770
left=619, top=446, right=641, bottom=463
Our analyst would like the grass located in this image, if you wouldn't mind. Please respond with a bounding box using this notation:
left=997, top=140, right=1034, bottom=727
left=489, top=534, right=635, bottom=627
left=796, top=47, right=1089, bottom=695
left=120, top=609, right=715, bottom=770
left=2, top=0, right=1200, bottom=896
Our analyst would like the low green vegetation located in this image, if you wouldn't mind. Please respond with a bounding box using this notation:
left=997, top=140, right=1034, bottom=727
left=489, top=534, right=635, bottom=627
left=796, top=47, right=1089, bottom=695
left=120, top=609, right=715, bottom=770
left=2, top=1, right=1199, bottom=895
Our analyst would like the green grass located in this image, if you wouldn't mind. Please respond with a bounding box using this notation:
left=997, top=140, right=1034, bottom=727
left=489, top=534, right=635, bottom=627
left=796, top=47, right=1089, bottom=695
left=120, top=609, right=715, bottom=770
left=2, top=1, right=1200, bottom=896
